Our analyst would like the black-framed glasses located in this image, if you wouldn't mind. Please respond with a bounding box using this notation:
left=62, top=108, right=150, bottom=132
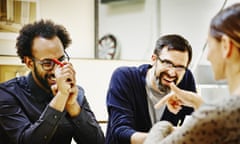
left=31, top=52, right=70, bottom=71
left=157, top=57, right=187, bottom=72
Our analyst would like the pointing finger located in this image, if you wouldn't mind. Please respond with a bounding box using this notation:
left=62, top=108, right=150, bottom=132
left=154, top=91, right=174, bottom=109
left=169, top=82, right=181, bottom=94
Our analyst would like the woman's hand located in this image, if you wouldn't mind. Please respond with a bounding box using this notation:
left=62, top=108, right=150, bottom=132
left=155, top=83, right=203, bottom=114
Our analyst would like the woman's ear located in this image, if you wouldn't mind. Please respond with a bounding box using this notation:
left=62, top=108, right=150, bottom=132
left=24, top=56, right=34, bottom=69
left=221, top=35, right=233, bottom=58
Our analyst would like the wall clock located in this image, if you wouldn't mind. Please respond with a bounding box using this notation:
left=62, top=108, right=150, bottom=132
left=98, top=34, right=119, bottom=59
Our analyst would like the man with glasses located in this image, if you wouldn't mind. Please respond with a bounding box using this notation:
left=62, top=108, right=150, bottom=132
left=0, top=19, right=104, bottom=144
left=105, top=34, right=202, bottom=144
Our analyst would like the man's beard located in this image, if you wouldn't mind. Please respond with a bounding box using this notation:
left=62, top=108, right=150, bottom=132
left=34, top=65, right=53, bottom=91
left=155, top=72, right=178, bottom=94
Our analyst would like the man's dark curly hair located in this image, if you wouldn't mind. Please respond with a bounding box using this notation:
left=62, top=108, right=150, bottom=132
left=16, top=19, right=72, bottom=63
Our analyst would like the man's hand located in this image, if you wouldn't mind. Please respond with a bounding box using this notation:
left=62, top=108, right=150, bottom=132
left=154, top=83, right=203, bottom=114
left=66, top=85, right=78, bottom=105
left=65, top=85, right=81, bottom=117
left=50, top=62, right=81, bottom=116
left=54, top=62, right=75, bottom=94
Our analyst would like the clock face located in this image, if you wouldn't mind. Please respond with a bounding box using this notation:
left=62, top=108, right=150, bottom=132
left=98, top=34, right=117, bottom=59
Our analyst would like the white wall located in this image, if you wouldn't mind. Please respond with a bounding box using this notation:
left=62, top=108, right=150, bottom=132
left=99, top=0, right=156, bottom=61
left=99, top=0, right=240, bottom=67
left=38, top=0, right=95, bottom=59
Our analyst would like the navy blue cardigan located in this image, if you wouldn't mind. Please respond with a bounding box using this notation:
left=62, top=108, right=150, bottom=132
left=105, top=64, right=196, bottom=144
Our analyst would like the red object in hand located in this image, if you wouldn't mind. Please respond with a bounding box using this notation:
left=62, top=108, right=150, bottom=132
left=52, top=58, right=64, bottom=67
